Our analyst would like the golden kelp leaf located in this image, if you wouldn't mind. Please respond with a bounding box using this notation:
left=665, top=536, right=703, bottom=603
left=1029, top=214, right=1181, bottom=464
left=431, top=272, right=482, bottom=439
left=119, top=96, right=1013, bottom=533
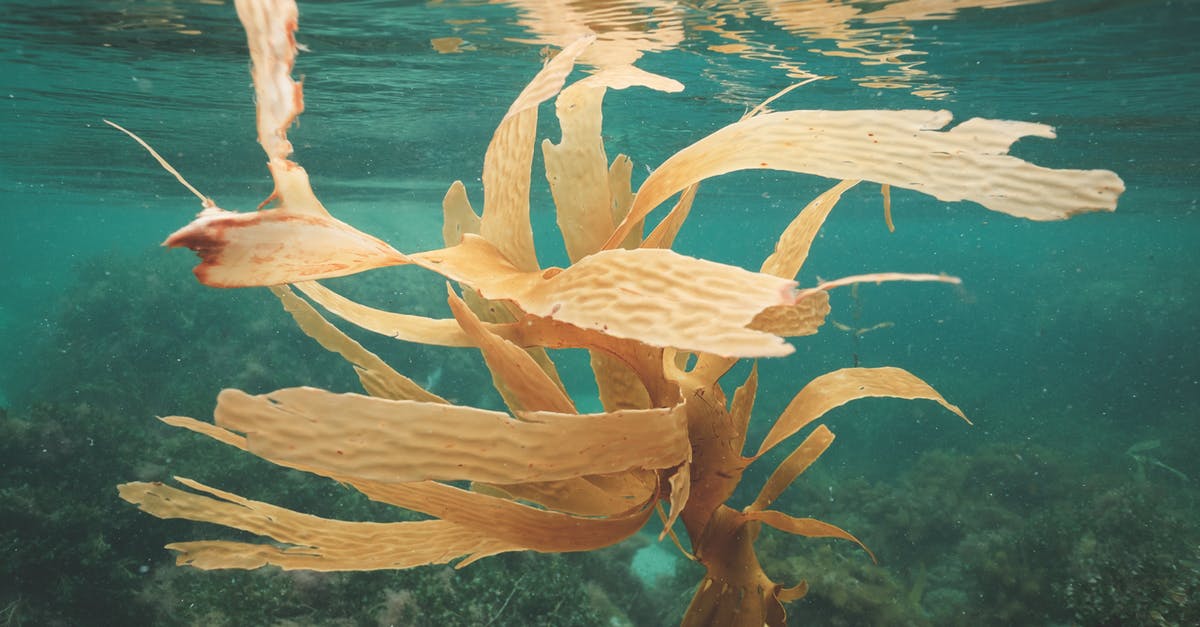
left=729, top=363, right=759, bottom=454
left=662, top=462, right=691, bottom=539
left=165, top=410, right=654, bottom=524
left=748, top=291, right=831, bottom=336
left=747, top=424, right=835, bottom=512
left=590, top=350, right=652, bottom=411
left=478, top=471, right=654, bottom=517
left=755, top=367, right=968, bottom=458
left=543, top=83, right=616, bottom=262
left=641, top=184, right=699, bottom=249
left=743, top=509, right=874, bottom=562
left=442, top=180, right=481, bottom=246
left=270, top=285, right=445, bottom=403
left=294, top=281, right=476, bottom=346
left=347, top=479, right=656, bottom=555
left=211, top=387, right=689, bottom=484
left=119, top=478, right=517, bottom=570
left=416, top=236, right=801, bottom=358
left=760, top=179, right=859, bottom=279
left=446, top=287, right=575, bottom=414
left=164, top=210, right=410, bottom=287
left=606, top=109, right=1125, bottom=247
left=607, top=154, right=642, bottom=249
left=480, top=35, right=595, bottom=271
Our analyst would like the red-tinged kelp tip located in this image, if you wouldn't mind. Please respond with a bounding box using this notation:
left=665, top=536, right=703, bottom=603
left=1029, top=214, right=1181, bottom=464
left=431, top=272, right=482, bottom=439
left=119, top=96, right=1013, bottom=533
left=164, top=208, right=410, bottom=287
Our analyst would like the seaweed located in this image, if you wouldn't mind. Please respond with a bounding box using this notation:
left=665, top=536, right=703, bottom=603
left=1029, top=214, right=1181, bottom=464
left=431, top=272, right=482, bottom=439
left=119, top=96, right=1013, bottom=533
left=112, top=0, right=1123, bottom=624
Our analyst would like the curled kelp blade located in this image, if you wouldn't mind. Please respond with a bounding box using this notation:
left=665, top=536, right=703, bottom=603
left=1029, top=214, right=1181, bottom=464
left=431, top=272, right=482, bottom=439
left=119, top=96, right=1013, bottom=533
left=754, top=367, right=968, bottom=458
left=207, top=387, right=689, bottom=485
left=606, top=109, right=1124, bottom=248
left=744, top=509, right=875, bottom=563
left=118, top=478, right=518, bottom=571
left=271, top=285, right=446, bottom=403
left=446, top=286, right=575, bottom=414
left=760, top=179, right=859, bottom=280
left=294, top=281, right=477, bottom=346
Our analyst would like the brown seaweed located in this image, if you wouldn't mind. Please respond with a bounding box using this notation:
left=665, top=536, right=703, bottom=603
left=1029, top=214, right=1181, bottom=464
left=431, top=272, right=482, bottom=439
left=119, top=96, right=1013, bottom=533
left=114, top=0, right=1123, bottom=624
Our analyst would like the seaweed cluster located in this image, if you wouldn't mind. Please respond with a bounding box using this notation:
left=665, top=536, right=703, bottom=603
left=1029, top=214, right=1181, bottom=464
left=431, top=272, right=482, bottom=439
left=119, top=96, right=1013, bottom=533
left=112, top=0, right=1123, bottom=624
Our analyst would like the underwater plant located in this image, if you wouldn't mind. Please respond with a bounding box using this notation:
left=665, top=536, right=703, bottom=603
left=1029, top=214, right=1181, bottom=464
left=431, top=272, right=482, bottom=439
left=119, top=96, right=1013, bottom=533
left=115, top=0, right=1123, bottom=624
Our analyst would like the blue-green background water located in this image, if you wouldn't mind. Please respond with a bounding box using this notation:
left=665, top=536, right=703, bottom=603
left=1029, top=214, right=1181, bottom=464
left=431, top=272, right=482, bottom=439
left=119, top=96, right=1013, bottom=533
left=2, top=0, right=1198, bottom=625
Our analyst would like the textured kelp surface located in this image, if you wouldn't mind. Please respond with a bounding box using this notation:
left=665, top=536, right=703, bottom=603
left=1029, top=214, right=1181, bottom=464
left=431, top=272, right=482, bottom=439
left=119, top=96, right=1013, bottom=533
left=106, top=0, right=1134, bottom=625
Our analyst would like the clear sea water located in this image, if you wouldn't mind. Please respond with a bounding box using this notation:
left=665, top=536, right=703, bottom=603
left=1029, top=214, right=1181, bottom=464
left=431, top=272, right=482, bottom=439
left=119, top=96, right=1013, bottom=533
left=2, top=1, right=1198, bottom=625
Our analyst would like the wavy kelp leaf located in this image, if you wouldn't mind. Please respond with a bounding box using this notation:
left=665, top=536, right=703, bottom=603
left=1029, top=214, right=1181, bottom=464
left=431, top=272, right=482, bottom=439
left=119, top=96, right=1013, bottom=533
left=447, top=286, right=575, bottom=414
left=477, top=470, right=655, bottom=517
left=270, top=285, right=445, bottom=403
left=755, top=367, right=968, bottom=458
left=209, top=387, right=688, bottom=485
left=118, top=478, right=517, bottom=571
left=480, top=35, right=595, bottom=271
left=606, top=109, right=1124, bottom=247
left=348, top=479, right=656, bottom=555
left=743, top=509, right=874, bottom=562
left=591, top=349, right=653, bottom=411
left=760, top=179, right=859, bottom=279
left=415, top=235, right=800, bottom=358
left=162, top=413, right=657, bottom=535
left=748, top=291, right=831, bottom=336
left=747, top=424, right=835, bottom=512
left=543, top=83, right=616, bottom=262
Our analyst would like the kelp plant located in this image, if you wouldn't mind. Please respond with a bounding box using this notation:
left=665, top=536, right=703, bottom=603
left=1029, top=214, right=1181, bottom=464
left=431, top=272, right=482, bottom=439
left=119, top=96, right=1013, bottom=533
left=114, top=0, right=1124, bottom=625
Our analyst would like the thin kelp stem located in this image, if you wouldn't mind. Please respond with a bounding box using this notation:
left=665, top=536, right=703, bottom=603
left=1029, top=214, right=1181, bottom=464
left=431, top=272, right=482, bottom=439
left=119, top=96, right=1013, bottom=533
left=104, top=119, right=214, bottom=209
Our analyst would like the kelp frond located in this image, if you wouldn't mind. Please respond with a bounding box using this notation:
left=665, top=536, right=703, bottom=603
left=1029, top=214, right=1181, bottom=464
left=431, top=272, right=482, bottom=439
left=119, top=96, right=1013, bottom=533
left=116, top=0, right=1123, bottom=625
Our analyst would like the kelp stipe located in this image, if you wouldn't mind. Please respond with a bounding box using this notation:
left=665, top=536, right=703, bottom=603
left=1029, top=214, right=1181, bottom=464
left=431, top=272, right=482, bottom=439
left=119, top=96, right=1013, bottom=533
left=115, top=0, right=1123, bottom=624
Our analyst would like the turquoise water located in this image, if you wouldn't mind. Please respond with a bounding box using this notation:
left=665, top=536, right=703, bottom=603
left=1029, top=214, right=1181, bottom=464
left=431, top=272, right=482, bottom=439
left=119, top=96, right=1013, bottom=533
left=2, top=1, right=1198, bottom=625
